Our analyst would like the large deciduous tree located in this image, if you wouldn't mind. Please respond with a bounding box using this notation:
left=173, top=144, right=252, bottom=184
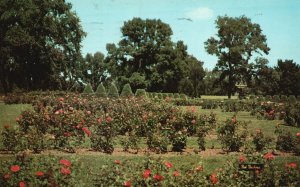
left=106, top=18, right=205, bottom=93
left=205, top=15, right=270, bottom=98
left=81, top=52, right=107, bottom=90
left=0, top=0, right=85, bottom=94
left=276, top=59, right=300, bottom=96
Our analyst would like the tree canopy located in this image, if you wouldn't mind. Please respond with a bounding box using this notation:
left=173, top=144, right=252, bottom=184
left=0, top=0, right=85, bottom=94
left=106, top=18, right=205, bottom=94
left=205, top=15, right=270, bottom=98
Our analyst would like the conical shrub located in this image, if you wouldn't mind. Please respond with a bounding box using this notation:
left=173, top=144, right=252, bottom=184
left=135, top=89, right=147, bottom=98
left=120, top=83, right=134, bottom=98
left=96, top=83, right=107, bottom=97
left=82, top=83, right=94, bottom=94
left=107, top=82, right=119, bottom=98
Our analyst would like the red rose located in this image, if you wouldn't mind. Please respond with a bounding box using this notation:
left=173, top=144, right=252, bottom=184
left=191, top=107, right=196, bottom=113
left=4, top=124, right=10, bottom=129
left=19, top=181, right=25, bottom=187
left=11, top=165, right=20, bottom=172
left=58, top=97, right=64, bottom=102
left=97, top=118, right=102, bottom=123
left=210, top=173, right=218, bottom=185
left=255, top=129, right=262, bottom=134
left=114, top=160, right=121, bottom=164
left=195, top=166, right=203, bottom=172
left=36, top=171, right=44, bottom=177
left=164, top=161, right=173, bottom=168
left=3, top=174, right=10, bottom=180
left=153, top=174, right=164, bottom=181
left=297, top=132, right=300, bottom=137
left=143, top=169, right=151, bottom=179
left=286, top=162, right=297, bottom=169
left=231, top=117, right=237, bottom=123
left=16, top=115, right=22, bottom=122
left=239, top=156, right=247, bottom=163
left=60, top=167, right=71, bottom=175
left=59, top=159, right=71, bottom=167
left=82, top=127, right=91, bottom=136
left=173, top=171, right=180, bottom=177
left=64, top=132, right=72, bottom=137
left=264, top=153, right=275, bottom=160
left=123, top=181, right=131, bottom=187
left=106, top=116, right=112, bottom=123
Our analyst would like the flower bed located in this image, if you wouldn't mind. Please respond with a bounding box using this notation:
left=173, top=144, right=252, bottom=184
left=2, top=95, right=216, bottom=154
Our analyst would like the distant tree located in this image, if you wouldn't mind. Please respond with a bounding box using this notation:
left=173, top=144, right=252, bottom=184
left=251, top=58, right=279, bottom=95
left=106, top=18, right=173, bottom=89
left=105, top=18, right=204, bottom=93
left=205, top=15, right=270, bottom=98
left=178, top=57, right=205, bottom=97
left=203, top=70, right=226, bottom=95
left=0, top=0, right=85, bottom=94
left=81, top=52, right=107, bottom=90
left=276, top=59, right=300, bottom=96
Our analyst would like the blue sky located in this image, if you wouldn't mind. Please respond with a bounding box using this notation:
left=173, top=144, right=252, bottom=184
left=68, top=0, right=300, bottom=69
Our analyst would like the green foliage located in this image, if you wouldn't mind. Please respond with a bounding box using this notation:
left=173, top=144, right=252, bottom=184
left=135, top=89, right=147, bottom=98
left=0, top=0, right=86, bottom=93
left=107, top=82, right=119, bottom=98
left=252, top=129, right=272, bottom=152
left=105, top=18, right=205, bottom=93
left=81, top=52, right=107, bottom=90
left=95, top=83, right=107, bottom=97
left=284, top=102, right=300, bottom=127
left=275, top=127, right=298, bottom=152
left=120, top=83, right=134, bottom=98
left=82, top=83, right=94, bottom=94
left=276, top=60, right=300, bottom=96
left=217, top=117, right=248, bottom=152
left=91, top=116, right=116, bottom=154
left=205, top=16, right=270, bottom=98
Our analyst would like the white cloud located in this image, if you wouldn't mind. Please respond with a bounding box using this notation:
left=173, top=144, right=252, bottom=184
left=185, top=7, right=213, bottom=20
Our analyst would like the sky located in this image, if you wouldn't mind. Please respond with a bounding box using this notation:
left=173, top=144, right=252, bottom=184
left=67, top=0, right=300, bottom=70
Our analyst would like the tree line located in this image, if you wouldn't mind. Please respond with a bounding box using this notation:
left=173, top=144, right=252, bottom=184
left=1, top=0, right=299, bottom=97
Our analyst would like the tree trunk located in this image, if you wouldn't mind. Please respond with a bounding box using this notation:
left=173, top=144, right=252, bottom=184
left=228, top=74, right=233, bottom=99
left=0, top=64, right=8, bottom=95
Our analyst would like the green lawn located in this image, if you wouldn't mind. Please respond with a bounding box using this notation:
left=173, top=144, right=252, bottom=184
left=200, top=95, right=238, bottom=100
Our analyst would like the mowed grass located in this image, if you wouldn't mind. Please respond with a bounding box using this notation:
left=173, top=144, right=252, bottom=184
left=0, top=103, right=32, bottom=132
left=201, top=95, right=238, bottom=100
left=0, top=102, right=300, bottom=182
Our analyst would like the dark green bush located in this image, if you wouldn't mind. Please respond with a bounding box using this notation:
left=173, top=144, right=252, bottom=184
left=288, top=95, right=297, bottom=103
left=284, top=102, right=300, bottom=127
left=217, top=117, right=247, bottom=152
left=252, top=129, right=272, bottom=152
left=276, top=131, right=297, bottom=152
